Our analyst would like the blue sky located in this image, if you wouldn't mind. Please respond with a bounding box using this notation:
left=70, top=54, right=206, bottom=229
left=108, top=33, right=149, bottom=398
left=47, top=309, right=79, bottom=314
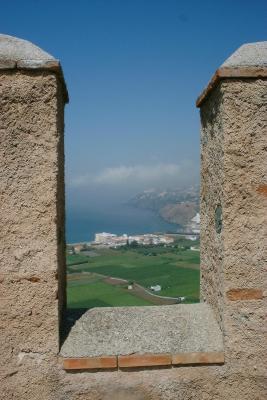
left=1, top=0, right=267, bottom=211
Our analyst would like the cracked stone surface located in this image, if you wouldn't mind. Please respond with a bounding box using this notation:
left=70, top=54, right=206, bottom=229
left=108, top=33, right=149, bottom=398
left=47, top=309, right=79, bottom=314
left=60, top=303, right=223, bottom=357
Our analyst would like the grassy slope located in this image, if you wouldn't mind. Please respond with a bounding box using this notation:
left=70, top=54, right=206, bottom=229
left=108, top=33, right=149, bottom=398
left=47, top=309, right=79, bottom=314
left=67, top=245, right=200, bottom=308
left=67, top=281, right=153, bottom=308
left=67, top=253, right=90, bottom=265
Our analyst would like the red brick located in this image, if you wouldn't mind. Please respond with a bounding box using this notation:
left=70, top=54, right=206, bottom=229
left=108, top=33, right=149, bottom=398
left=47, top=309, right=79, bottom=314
left=227, top=288, right=263, bottom=301
left=63, top=356, right=117, bottom=370
left=118, top=353, right=171, bottom=368
left=256, top=184, right=267, bottom=197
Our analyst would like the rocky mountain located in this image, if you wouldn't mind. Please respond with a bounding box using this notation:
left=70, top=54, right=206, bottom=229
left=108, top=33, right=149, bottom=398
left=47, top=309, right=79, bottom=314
left=160, top=201, right=198, bottom=226
left=128, top=186, right=200, bottom=228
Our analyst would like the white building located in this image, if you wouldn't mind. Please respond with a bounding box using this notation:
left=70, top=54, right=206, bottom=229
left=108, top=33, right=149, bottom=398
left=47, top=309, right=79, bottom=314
left=191, top=213, right=200, bottom=234
left=95, top=232, right=117, bottom=243
left=150, top=285, right=161, bottom=292
left=92, top=232, right=174, bottom=248
left=190, top=246, right=200, bottom=251
left=187, top=235, right=198, bottom=241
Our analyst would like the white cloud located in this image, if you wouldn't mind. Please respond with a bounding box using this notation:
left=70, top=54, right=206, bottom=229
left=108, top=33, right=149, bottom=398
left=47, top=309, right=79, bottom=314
left=70, top=163, right=182, bottom=187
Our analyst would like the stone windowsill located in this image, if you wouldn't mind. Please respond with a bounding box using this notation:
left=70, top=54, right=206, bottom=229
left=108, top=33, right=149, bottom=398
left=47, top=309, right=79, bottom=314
left=60, top=303, right=224, bottom=371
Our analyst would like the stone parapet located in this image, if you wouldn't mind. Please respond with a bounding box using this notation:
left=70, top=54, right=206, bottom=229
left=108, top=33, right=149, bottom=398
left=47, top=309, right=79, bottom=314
left=0, top=34, right=67, bottom=399
left=60, top=304, right=223, bottom=358
left=199, top=41, right=267, bottom=386
left=1, top=35, right=266, bottom=399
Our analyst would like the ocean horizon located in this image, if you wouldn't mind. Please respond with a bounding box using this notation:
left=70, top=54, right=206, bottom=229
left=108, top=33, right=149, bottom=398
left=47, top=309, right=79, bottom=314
left=66, top=204, right=180, bottom=244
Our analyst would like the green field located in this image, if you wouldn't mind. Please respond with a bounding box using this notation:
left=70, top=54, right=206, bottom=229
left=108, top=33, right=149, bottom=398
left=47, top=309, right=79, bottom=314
left=67, top=241, right=200, bottom=309
left=67, top=253, right=89, bottom=265
left=68, top=280, right=153, bottom=308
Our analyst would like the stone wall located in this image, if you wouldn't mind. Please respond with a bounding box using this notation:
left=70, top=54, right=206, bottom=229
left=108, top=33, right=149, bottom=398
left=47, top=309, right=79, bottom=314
left=200, top=82, right=225, bottom=331
left=0, top=35, right=67, bottom=399
left=200, top=76, right=267, bottom=382
left=0, top=36, right=266, bottom=399
left=222, top=78, right=267, bottom=373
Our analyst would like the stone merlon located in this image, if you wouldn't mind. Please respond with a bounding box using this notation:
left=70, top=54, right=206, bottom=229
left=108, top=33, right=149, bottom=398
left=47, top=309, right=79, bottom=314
left=0, top=34, right=68, bottom=102
left=196, top=41, right=267, bottom=107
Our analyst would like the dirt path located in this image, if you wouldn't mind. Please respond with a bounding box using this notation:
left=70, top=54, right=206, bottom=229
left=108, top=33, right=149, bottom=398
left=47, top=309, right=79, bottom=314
left=68, top=271, right=180, bottom=305
left=102, top=276, right=128, bottom=286
left=130, top=283, right=179, bottom=305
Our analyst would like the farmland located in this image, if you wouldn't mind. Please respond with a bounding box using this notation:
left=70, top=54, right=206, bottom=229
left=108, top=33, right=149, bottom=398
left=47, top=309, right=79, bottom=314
left=67, top=240, right=200, bottom=309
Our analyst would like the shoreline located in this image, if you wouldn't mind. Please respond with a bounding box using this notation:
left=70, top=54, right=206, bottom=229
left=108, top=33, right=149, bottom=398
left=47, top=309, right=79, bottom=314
left=66, top=205, right=182, bottom=244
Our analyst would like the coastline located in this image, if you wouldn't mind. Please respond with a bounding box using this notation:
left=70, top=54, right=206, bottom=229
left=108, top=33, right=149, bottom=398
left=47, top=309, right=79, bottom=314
left=66, top=204, right=181, bottom=244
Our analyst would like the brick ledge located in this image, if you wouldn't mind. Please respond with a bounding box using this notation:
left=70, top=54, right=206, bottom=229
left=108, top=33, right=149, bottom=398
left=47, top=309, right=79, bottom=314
left=62, top=352, right=224, bottom=371
left=196, top=66, right=267, bottom=107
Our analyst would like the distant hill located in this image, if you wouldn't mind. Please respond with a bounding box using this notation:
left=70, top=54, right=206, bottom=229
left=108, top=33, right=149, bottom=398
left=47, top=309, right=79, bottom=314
left=128, top=186, right=200, bottom=228
left=160, top=202, right=198, bottom=226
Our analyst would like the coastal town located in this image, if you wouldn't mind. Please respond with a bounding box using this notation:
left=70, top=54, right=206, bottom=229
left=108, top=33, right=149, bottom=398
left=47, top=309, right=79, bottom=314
left=68, top=213, right=200, bottom=252
left=67, top=213, right=200, bottom=254
left=91, top=213, right=200, bottom=248
left=93, top=232, right=175, bottom=247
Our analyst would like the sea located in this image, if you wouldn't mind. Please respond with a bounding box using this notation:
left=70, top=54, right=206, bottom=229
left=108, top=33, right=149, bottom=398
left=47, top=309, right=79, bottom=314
left=66, top=204, right=180, bottom=244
